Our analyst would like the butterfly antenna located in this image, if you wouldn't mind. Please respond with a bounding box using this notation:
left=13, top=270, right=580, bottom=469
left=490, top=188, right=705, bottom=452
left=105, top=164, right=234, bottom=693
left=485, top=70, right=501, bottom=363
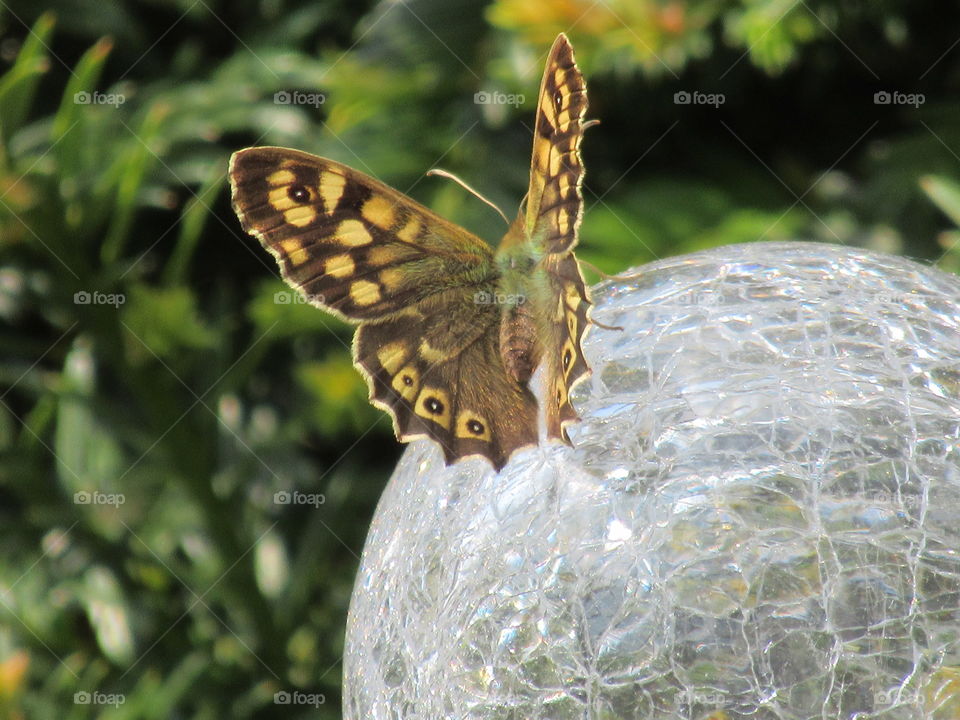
left=579, top=258, right=619, bottom=281
left=427, top=168, right=511, bottom=226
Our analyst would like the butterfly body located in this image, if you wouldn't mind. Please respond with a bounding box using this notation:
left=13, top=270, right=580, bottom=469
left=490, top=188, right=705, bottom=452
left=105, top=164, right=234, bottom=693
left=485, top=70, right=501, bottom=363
left=229, top=34, right=592, bottom=470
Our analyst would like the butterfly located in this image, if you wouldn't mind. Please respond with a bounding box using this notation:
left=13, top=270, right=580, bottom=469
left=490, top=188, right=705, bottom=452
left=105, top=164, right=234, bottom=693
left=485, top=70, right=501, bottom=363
left=229, top=33, right=592, bottom=471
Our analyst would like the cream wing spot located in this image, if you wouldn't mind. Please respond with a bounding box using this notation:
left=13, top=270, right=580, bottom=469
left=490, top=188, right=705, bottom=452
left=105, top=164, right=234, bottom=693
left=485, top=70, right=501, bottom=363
left=350, top=280, right=381, bottom=306
left=419, top=339, right=449, bottom=363
left=561, top=338, right=576, bottom=379
left=362, top=195, right=398, bottom=230
left=549, top=148, right=562, bottom=176
left=415, top=386, right=452, bottom=429
left=268, top=185, right=297, bottom=212
left=367, top=245, right=404, bottom=267
left=284, top=205, right=317, bottom=227
left=320, top=171, right=347, bottom=214
left=379, top=268, right=404, bottom=292
left=267, top=169, right=296, bottom=186
left=377, top=342, right=409, bottom=375
left=396, top=216, right=422, bottom=243
left=455, top=410, right=492, bottom=441
left=390, top=363, right=420, bottom=402
left=336, top=219, right=374, bottom=247
left=325, top=253, right=355, bottom=278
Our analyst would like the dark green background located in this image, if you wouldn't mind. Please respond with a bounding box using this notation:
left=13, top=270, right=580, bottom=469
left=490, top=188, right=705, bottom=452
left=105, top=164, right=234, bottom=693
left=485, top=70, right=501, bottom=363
left=1, top=1, right=959, bottom=717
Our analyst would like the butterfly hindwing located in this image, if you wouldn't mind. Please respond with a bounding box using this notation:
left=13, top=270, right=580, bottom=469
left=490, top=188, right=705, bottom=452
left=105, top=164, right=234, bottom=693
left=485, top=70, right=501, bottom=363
left=229, top=147, right=495, bottom=321
left=353, top=295, right=539, bottom=470
left=542, top=253, right=591, bottom=443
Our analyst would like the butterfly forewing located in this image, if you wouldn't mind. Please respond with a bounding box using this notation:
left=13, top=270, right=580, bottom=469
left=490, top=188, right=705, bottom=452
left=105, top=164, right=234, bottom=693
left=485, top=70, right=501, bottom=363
left=230, top=147, right=495, bottom=321
left=524, top=34, right=588, bottom=254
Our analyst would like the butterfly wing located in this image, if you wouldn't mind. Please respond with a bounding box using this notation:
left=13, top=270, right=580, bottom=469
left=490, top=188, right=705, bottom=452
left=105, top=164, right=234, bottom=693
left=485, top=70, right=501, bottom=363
left=354, top=295, right=538, bottom=471
left=523, top=34, right=593, bottom=444
left=541, top=253, right=591, bottom=443
left=523, top=33, right=589, bottom=254
left=230, top=147, right=495, bottom=321
left=229, top=147, right=539, bottom=469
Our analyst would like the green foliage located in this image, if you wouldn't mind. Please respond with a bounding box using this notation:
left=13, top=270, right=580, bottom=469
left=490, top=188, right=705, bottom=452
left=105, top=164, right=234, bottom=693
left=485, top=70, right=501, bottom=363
left=0, top=1, right=956, bottom=718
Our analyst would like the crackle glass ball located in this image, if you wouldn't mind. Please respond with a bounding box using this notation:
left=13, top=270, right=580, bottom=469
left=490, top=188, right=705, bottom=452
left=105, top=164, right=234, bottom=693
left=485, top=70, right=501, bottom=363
left=343, top=241, right=960, bottom=720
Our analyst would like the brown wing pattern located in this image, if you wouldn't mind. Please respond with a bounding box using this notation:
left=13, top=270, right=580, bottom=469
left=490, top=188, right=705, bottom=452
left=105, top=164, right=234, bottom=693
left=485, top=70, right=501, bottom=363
left=353, top=295, right=539, bottom=470
left=542, top=253, right=592, bottom=443
left=230, top=147, right=495, bottom=322
left=523, top=34, right=589, bottom=254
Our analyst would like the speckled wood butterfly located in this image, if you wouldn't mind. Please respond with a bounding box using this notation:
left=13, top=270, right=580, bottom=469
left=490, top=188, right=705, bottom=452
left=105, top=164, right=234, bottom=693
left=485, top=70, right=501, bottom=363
left=229, top=34, right=592, bottom=470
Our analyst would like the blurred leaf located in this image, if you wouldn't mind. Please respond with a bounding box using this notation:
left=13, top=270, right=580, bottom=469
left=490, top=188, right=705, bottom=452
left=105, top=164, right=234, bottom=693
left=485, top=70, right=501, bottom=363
left=81, top=566, right=134, bottom=666
left=254, top=530, right=290, bottom=599
left=121, top=285, right=217, bottom=362
left=54, top=339, right=123, bottom=496
left=52, top=36, right=114, bottom=149
left=101, top=102, right=169, bottom=264
left=0, top=12, right=54, bottom=144
left=296, top=353, right=381, bottom=436
left=920, top=175, right=960, bottom=229
left=163, top=162, right=228, bottom=286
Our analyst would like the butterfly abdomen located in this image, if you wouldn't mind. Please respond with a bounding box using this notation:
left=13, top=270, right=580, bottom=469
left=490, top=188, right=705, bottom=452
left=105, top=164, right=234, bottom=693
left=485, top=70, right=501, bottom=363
left=499, top=301, right=539, bottom=385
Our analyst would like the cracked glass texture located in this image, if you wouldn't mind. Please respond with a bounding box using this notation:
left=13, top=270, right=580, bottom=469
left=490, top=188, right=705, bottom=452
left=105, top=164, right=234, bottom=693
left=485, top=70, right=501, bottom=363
left=343, top=241, right=960, bottom=720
